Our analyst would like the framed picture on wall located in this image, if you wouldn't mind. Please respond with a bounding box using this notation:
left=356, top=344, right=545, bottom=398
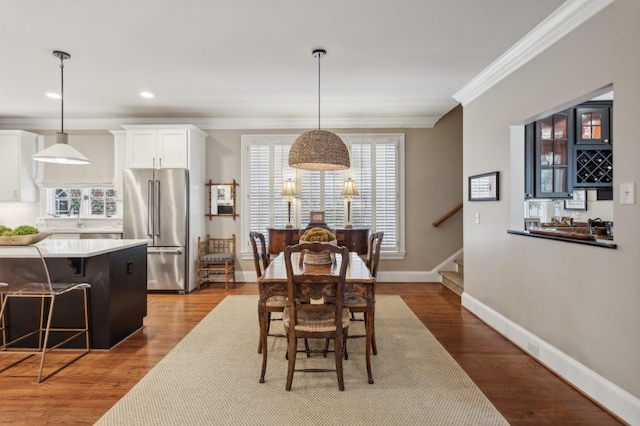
left=469, top=171, right=499, bottom=201
left=565, top=189, right=587, bottom=210
left=310, top=211, right=325, bottom=224
left=524, top=218, right=541, bottom=230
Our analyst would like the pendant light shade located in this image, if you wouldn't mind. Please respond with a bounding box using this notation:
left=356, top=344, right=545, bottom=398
left=33, top=51, right=90, bottom=165
left=289, top=49, right=350, bottom=171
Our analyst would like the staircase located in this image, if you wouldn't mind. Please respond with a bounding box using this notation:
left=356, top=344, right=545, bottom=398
left=439, top=259, right=464, bottom=296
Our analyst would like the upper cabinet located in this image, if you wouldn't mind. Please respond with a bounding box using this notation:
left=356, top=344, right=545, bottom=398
left=534, top=110, right=574, bottom=198
left=575, top=102, right=611, bottom=145
left=525, top=101, right=613, bottom=199
left=0, top=130, right=38, bottom=202
left=124, top=125, right=207, bottom=170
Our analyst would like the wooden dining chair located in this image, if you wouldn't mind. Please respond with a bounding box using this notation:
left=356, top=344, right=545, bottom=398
left=345, top=231, right=383, bottom=358
left=283, top=242, right=350, bottom=391
left=250, top=231, right=286, bottom=354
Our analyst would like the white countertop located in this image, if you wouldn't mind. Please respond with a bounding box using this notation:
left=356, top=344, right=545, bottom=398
left=0, top=239, right=149, bottom=258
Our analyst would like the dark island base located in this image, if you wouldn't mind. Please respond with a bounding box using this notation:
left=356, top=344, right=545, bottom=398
left=3, top=245, right=147, bottom=349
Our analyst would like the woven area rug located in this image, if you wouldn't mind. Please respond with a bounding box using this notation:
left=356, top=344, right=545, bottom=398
left=96, top=295, right=508, bottom=425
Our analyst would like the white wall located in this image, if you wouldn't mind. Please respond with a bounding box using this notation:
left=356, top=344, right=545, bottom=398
left=462, top=0, right=639, bottom=420
left=0, top=202, right=39, bottom=228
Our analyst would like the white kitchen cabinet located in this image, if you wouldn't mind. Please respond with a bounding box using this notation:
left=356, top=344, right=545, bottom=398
left=109, top=130, right=127, bottom=199
left=124, top=126, right=204, bottom=169
left=0, top=130, right=38, bottom=202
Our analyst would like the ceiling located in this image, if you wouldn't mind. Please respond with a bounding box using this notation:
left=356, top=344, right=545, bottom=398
left=0, top=0, right=565, bottom=129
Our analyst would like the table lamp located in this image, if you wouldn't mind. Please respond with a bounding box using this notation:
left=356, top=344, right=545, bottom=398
left=342, top=178, right=358, bottom=229
left=281, top=178, right=297, bottom=228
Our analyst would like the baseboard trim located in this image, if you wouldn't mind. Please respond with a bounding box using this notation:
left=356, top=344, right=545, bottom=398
left=462, top=293, right=640, bottom=425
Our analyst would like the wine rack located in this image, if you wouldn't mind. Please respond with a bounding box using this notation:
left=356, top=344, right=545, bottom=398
left=575, top=149, right=613, bottom=186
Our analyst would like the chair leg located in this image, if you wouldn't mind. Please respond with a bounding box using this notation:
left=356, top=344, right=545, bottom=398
left=224, top=262, right=229, bottom=291
left=335, top=331, right=345, bottom=391
left=304, top=338, right=311, bottom=357
left=286, top=335, right=297, bottom=391
left=38, top=295, right=56, bottom=383
left=344, top=335, right=349, bottom=360
left=82, top=288, right=90, bottom=352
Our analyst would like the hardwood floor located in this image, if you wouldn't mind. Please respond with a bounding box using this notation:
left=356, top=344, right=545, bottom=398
left=0, top=283, right=622, bottom=425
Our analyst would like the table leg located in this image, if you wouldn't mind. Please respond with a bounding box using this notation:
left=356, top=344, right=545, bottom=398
left=365, top=309, right=374, bottom=384
left=258, top=298, right=268, bottom=383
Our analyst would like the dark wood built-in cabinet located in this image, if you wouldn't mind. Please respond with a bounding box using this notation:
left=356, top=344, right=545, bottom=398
left=267, top=228, right=370, bottom=255
left=335, top=228, right=370, bottom=254
left=525, top=101, right=613, bottom=199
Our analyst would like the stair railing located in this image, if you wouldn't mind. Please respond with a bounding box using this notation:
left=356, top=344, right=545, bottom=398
left=432, top=202, right=463, bottom=228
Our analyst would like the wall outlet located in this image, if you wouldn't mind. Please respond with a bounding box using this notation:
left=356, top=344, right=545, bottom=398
left=527, top=341, right=539, bottom=357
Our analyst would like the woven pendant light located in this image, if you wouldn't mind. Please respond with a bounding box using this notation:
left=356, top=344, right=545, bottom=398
left=289, top=49, right=350, bottom=171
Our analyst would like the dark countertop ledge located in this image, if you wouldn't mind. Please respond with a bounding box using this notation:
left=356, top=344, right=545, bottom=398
left=507, top=230, right=617, bottom=249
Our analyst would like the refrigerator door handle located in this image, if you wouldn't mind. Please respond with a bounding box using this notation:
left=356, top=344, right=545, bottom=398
left=154, top=179, right=161, bottom=237
left=147, top=179, right=154, bottom=238
left=148, top=247, right=183, bottom=254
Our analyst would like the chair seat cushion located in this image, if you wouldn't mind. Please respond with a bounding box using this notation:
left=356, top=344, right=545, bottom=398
left=266, top=296, right=287, bottom=308
left=344, top=296, right=367, bottom=308
left=283, top=307, right=350, bottom=332
left=200, top=252, right=234, bottom=263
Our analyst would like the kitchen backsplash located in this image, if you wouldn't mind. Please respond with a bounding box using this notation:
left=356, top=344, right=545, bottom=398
left=0, top=202, right=122, bottom=230
left=0, top=202, right=40, bottom=228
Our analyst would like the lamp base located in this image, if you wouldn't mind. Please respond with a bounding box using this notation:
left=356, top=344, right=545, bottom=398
left=344, top=224, right=353, bottom=229
left=285, top=223, right=293, bottom=229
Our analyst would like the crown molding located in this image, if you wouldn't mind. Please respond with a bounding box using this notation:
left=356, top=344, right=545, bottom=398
left=453, top=0, right=614, bottom=106
left=0, top=115, right=439, bottom=131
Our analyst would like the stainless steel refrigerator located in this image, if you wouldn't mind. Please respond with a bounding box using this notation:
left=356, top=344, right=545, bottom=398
left=123, top=168, right=189, bottom=292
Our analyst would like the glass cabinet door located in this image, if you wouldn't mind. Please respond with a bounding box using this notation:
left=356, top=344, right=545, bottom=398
left=535, top=111, right=573, bottom=198
left=575, top=106, right=610, bottom=144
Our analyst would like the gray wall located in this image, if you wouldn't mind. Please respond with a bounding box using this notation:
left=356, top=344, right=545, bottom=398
left=463, top=0, right=639, bottom=399
left=203, top=105, right=463, bottom=276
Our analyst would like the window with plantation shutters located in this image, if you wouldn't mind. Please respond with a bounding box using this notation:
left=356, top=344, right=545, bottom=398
left=241, top=134, right=405, bottom=258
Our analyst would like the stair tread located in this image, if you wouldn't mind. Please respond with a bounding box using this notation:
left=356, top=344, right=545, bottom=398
left=454, top=259, right=464, bottom=266
left=439, top=271, right=463, bottom=296
left=439, top=271, right=463, bottom=285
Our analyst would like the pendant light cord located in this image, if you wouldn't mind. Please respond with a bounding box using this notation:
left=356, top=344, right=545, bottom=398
left=317, top=52, right=321, bottom=130
left=60, top=56, right=65, bottom=134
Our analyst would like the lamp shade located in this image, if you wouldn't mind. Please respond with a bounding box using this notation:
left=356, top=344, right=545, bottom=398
left=342, top=178, right=359, bottom=197
left=289, top=130, right=350, bottom=171
left=281, top=178, right=297, bottom=197
left=32, top=132, right=91, bottom=164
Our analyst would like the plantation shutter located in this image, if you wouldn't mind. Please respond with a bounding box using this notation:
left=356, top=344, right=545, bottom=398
left=323, top=170, right=345, bottom=229
left=374, top=140, right=398, bottom=249
left=248, top=144, right=271, bottom=241
left=348, top=141, right=373, bottom=229
left=299, top=170, right=322, bottom=228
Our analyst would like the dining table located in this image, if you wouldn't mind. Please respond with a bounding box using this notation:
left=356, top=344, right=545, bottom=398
left=257, top=251, right=376, bottom=384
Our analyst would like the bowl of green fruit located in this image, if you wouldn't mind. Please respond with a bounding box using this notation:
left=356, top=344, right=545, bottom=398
left=0, top=225, right=50, bottom=246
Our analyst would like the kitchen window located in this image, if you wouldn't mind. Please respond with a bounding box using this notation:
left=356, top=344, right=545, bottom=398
left=48, top=188, right=117, bottom=217
left=240, top=134, right=405, bottom=258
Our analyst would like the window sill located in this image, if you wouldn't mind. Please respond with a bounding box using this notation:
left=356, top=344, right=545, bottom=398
left=507, top=230, right=617, bottom=249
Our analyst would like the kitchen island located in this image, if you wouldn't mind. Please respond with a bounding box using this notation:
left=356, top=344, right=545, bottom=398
left=0, top=239, right=149, bottom=349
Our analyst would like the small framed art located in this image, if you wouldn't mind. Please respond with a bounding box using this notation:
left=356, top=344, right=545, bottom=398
left=309, top=211, right=325, bottom=224
left=564, top=189, right=587, bottom=211
left=469, top=171, right=499, bottom=201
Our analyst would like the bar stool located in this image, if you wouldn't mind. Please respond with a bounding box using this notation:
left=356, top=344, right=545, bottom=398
left=0, top=245, right=91, bottom=382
